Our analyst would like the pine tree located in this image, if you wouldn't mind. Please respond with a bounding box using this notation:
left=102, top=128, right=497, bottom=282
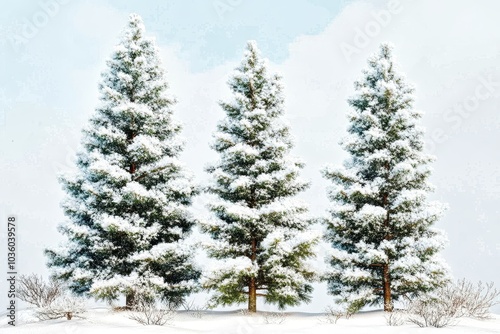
left=201, top=41, right=319, bottom=312
left=45, top=14, right=200, bottom=307
left=322, top=43, right=450, bottom=312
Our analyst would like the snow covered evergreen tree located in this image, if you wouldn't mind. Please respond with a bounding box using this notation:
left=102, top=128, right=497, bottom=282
left=322, top=44, right=450, bottom=312
left=201, top=41, right=319, bottom=312
left=45, top=14, right=199, bottom=308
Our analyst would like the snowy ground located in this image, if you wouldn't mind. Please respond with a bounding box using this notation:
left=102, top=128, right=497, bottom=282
left=1, top=308, right=499, bottom=334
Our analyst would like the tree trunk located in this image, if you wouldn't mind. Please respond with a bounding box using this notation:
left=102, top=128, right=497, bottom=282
left=381, top=184, right=393, bottom=312
left=248, top=238, right=257, bottom=312
left=248, top=278, right=257, bottom=312
left=126, top=291, right=136, bottom=309
left=383, top=264, right=393, bottom=311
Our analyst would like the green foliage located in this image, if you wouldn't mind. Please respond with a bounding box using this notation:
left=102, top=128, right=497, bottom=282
left=201, top=41, right=318, bottom=311
left=45, top=14, right=199, bottom=305
left=323, top=43, right=450, bottom=310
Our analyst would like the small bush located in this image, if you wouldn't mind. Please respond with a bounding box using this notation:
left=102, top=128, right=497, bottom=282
left=323, top=305, right=356, bottom=324
left=404, top=279, right=499, bottom=328
left=128, top=296, right=175, bottom=326
left=18, top=274, right=64, bottom=308
left=263, top=311, right=287, bottom=324
left=36, top=294, right=86, bottom=321
left=406, top=297, right=456, bottom=328
left=17, top=274, right=85, bottom=321
left=239, top=308, right=251, bottom=316
left=181, top=299, right=208, bottom=318
left=385, top=309, right=407, bottom=326
left=442, top=279, right=500, bottom=319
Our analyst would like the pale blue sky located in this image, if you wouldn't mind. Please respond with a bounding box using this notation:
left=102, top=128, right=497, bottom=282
left=2, top=0, right=350, bottom=71
left=1, top=0, right=500, bottom=313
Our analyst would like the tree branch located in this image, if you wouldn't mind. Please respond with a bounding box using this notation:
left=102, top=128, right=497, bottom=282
left=133, top=165, right=169, bottom=182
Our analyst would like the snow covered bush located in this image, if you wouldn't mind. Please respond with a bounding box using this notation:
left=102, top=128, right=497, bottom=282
left=263, top=311, right=287, bottom=324
left=384, top=309, right=407, bottom=326
left=201, top=41, right=319, bottom=312
left=18, top=274, right=64, bottom=308
left=322, top=43, right=450, bottom=312
left=181, top=299, right=208, bottom=318
left=239, top=308, right=251, bottom=316
left=323, top=305, right=356, bottom=324
left=45, top=13, right=200, bottom=308
left=17, top=273, right=85, bottom=321
left=406, top=296, right=456, bottom=328
left=403, top=279, right=499, bottom=327
left=36, top=294, right=86, bottom=321
left=128, top=295, right=175, bottom=326
left=441, top=279, right=500, bottom=319
left=407, top=279, right=500, bottom=324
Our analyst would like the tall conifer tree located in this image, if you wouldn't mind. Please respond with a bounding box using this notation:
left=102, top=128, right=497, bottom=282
left=202, top=41, right=318, bottom=312
left=46, top=14, right=199, bottom=307
left=323, top=44, right=450, bottom=312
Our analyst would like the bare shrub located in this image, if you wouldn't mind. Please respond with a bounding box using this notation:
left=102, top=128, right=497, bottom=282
left=323, top=305, right=356, bottom=324
left=441, top=279, right=500, bottom=319
left=182, top=299, right=208, bottom=318
left=324, top=306, right=343, bottom=324
left=36, top=294, right=86, bottom=321
left=128, top=296, right=175, bottom=326
left=403, top=279, right=500, bottom=328
left=384, top=309, right=407, bottom=326
left=181, top=299, right=196, bottom=311
left=407, top=279, right=500, bottom=327
left=406, top=297, right=457, bottom=328
left=263, top=311, right=287, bottom=324
left=239, top=308, right=251, bottom=316
left=16, top=274, right=85, bottom=321
left=18, top=274, right=64, bottom=308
